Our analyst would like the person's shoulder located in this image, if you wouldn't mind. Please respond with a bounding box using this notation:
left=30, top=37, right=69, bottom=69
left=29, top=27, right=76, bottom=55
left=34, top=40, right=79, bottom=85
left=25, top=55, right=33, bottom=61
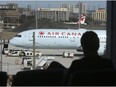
left=101, top=57, right=112, bottom=61
left=100, top=57, right=113, bottom=65
left=71, top=57, right=85, bottom=64
left=101, top=57, right=114, bottom=68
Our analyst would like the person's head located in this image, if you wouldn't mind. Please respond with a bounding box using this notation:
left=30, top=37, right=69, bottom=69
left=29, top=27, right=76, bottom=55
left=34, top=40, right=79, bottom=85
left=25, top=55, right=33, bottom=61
left=81, top=31, right=99, bottom=54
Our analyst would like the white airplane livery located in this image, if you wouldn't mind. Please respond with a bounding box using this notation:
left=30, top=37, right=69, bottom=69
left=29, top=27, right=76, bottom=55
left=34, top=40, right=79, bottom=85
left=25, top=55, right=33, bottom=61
left=9, top=28, right=106, bottom=55
left=9, top=15, right=106, bottom=55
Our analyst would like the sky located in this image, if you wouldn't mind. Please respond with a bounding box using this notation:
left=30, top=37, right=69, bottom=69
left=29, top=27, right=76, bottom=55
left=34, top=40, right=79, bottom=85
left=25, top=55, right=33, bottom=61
left=0, top=0, right=107, bottom=10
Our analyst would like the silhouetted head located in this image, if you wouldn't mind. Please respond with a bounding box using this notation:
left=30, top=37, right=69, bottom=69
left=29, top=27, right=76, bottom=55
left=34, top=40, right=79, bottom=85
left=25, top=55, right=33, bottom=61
left=81, top=31, right=99, bottom=54
left=47, top=61, right=66, bottom=69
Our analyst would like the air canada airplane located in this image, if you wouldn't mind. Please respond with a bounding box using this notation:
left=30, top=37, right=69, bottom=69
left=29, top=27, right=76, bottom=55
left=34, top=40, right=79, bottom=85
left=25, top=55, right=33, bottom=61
left=9, top=28, right=106, bottom=55
left=9, top=15, right=106, bottom=55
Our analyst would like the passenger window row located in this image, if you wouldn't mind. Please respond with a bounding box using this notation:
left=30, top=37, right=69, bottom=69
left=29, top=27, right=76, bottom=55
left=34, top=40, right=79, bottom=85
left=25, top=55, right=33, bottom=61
left=38, top=35, right=81, bottom=38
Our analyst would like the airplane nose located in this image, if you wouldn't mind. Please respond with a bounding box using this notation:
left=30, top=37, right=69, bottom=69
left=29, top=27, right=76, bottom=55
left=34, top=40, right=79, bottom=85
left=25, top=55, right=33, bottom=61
left=9, top=39, right=12, bottom=45
left=9, top=38, right=15, bottom=45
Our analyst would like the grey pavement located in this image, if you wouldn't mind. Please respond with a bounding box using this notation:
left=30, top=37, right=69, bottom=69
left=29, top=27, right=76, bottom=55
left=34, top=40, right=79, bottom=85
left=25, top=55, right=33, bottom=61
left=0, top=44, right=83, bottom=75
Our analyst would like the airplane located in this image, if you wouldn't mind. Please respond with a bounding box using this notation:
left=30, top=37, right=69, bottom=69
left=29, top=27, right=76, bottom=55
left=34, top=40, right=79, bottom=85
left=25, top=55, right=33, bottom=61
left=9, top=14, right=106, bottom=56
left=9, top=28, right=106, bottom=56
left=77, top=14, right=87, bottom=25
left=64, top=14, right=87, bottom=25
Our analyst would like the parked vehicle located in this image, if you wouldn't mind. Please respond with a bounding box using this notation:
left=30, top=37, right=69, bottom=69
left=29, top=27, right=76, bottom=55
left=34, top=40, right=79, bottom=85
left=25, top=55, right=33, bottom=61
left=6, top=49, right=42, bottom=57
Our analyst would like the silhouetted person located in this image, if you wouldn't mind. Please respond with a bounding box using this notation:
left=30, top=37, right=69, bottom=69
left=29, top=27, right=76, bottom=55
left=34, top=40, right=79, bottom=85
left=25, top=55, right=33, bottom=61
left=69, top=31, right=113, bottom=73
left=47, top=61, right=66, bottom=70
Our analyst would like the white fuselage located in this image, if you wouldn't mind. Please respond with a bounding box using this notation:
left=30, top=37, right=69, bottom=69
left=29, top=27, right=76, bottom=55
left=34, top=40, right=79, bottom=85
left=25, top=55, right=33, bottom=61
left=9, top=29, right=106, bottom=55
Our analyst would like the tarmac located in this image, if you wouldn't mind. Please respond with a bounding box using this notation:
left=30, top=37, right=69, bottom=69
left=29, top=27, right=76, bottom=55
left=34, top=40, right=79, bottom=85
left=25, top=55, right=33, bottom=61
left=0, top=44, right=84, bottom=75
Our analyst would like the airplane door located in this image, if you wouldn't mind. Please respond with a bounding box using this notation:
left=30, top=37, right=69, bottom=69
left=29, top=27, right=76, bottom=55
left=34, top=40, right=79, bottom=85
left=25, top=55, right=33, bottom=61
left=70, top=36, right=75, bottom=42
left=29, top=33, right=33, bottom=41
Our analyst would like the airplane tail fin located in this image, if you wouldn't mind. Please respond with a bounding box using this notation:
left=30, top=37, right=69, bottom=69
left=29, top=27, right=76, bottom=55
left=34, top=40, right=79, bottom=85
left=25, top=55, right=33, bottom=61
left=77, top=14, right=87, bottom=25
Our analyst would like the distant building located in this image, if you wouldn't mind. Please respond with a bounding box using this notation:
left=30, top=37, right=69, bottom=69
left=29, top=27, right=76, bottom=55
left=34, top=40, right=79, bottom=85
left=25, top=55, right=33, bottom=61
left=19, top=5, right=33, bottom=16
left=37, top=8, right=70, bottom=22
left=0, top=16, right=3, bottom=29
left=78, top=2, right=86, bottom=15
left=91, top=8, right=107, bottom=22
left=61, top=2, right=87, bottom=19
left=37, top=2, right=87, bottom=22
left=0, top=3, right=20, bottom=29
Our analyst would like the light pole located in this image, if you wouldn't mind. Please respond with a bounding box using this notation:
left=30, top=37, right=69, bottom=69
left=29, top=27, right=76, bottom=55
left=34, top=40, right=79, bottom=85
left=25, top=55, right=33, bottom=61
left=33, top=32, right=35, bottom=70
left=0, top=32, right=2, bottom=71
left=35, top=1, right=38, bottom=29
left=78, top=2, right=81, bottom=29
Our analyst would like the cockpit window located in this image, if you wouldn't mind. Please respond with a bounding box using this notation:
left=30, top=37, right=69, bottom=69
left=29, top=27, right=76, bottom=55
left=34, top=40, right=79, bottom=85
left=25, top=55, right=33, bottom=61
left=15, top=34, right=22, bottom=37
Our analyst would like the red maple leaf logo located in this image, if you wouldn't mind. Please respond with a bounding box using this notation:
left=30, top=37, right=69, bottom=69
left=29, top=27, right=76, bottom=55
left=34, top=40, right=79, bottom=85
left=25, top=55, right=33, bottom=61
left=39, top=31, right=44, bottom=35
left=80, top=17, right=84, bottom=21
